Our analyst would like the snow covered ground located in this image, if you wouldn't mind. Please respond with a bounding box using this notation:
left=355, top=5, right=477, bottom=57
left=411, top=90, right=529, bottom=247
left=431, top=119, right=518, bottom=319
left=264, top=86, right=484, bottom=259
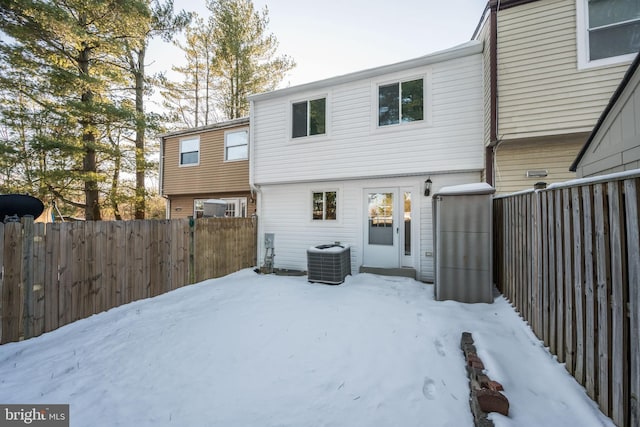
left=0, top=270, right=613, bottom=426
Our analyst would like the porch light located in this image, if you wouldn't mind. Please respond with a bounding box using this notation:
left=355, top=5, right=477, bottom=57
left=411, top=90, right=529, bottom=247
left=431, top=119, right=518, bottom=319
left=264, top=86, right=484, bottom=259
left=424, top=178, right=432, bottom=197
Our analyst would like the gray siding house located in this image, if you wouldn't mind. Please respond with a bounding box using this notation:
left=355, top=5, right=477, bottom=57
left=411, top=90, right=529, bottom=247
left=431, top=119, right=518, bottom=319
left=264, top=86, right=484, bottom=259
left=571, top=53, right=640, bottom=177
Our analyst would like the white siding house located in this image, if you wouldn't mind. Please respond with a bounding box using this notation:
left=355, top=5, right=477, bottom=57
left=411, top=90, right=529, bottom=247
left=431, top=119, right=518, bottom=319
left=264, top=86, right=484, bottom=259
left=249, top=41, right=484, bottom=282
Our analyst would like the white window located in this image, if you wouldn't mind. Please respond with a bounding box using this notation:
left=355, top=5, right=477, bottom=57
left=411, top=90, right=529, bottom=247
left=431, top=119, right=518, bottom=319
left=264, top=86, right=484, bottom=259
left=221, top=197, right=247, bottom=217
left=312, top=191, right=337, bottom=221
left=577, top=0, right=640, bottom=68
left=194, top=199, right=205, bottom=218
left=179, top=137, right=199, bottom=166
left=225, top=129, right=248, bottom=161
left=378, top=78, right=424, bottom=126
left=292, top=97, right=326, bottom=138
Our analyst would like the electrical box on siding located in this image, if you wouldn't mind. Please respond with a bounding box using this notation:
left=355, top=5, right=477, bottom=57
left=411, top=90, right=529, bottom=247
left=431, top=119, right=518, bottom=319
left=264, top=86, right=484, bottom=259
left=432, top=183, right=496, bottom=303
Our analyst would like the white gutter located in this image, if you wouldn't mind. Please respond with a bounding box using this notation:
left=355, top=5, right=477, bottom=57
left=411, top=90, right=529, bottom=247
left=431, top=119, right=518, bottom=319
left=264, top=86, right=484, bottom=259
left=249, top=99, right=258, bottom=195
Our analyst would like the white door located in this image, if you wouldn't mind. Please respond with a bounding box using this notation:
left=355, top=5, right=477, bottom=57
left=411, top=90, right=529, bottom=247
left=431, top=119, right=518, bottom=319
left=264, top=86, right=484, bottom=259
left=363, top=189, right=399, bottom=268
left=363, top=188, right=415, bottom=269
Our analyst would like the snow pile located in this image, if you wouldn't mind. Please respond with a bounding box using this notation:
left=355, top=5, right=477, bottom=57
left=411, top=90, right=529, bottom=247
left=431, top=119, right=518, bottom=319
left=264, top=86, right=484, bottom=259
left=0, top=270, right=613, bottom=426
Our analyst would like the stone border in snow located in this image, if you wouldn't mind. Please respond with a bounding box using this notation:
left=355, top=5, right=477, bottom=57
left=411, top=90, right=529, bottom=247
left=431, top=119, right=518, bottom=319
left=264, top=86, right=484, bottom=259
left=461, top=332, right=509, bottom=426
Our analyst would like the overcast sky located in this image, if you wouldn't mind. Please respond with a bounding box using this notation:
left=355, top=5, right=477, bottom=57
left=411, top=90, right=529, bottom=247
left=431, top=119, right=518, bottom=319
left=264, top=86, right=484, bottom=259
left=147, top=0, right=488, bottom=93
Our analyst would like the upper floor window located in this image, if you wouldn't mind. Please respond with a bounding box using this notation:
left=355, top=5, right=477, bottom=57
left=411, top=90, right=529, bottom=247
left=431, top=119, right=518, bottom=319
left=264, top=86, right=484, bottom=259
left=578, top=0, right=640, bottom=68
left=312, top=191, right=337, bottom=221
left=180, top=137, right=199, bottom=166
left=292, top=98, right=326, bottom=138
left=378, top=78, right=424, bottom=126
left=225, top=129, right=248, bottom=161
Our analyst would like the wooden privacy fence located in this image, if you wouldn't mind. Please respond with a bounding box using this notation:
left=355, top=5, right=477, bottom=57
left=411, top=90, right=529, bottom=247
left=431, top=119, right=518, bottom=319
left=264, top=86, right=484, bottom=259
left=0, top=217, right=257, bottom=345
left=493, top=172, right=639, bottom=427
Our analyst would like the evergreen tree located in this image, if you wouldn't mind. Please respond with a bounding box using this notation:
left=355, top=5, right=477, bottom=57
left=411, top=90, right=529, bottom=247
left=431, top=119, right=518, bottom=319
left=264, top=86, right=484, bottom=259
left=208, top=0, right=295, bottom=119
left=163, top=0, right=295, bottom=124
left=0, top=0, right=149, bottom=220
left=122, top=0, right=190, bottom=219
left=160, top=16, right=219, bottom=128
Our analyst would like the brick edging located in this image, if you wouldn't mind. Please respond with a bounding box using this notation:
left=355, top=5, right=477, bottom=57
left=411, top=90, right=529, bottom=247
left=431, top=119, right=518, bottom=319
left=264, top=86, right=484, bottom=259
left=461, top=332, right=509, bottom=426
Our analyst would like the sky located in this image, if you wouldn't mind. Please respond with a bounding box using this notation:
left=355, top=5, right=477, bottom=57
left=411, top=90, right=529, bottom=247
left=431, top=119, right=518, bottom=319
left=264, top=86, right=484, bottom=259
left=147, top=0, right=489, bottom=92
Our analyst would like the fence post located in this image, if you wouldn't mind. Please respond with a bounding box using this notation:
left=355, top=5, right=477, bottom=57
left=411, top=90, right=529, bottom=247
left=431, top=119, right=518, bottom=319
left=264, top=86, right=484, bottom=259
left=625, top=178, right=640, bottom=427
left=188, top=216, right=195, bottom=284
left=22, top=216, right=34, bottom=340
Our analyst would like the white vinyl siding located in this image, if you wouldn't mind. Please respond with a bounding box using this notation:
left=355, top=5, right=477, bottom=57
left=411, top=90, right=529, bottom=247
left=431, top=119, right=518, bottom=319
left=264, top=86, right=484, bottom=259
left=256, top=173, right=480, bottom=282
left=252, top=53, right=484, bottom=185
left=251, top=42, right=484, bottom=280
left=479, top=15, right=492, bottom=148
left=496, top=0, right=630, bottom=141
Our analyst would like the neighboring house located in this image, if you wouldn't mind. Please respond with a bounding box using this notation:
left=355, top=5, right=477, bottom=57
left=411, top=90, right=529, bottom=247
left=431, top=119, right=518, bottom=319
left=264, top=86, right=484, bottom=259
left=571, top=52, right=640, bottom=177
left=249, top=41, right=485, bottom=282
left=159, top=117, right=255, bottom=219
left=474, top=0, right=637, bottom=193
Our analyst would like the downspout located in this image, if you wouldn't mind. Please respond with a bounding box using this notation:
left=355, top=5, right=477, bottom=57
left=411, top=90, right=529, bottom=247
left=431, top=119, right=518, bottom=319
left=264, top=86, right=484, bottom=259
left=486, top=0, right=499, bottom=186
left=159, top=136, right=170, bottom=218
left=248, top=99, right=263, bottom=265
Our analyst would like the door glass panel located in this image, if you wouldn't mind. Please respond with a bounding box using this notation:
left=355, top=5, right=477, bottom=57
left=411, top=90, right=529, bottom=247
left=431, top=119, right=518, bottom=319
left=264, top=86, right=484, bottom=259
left=404, top=192, right=411, bottom=255
left=368, top=192, right=393, bottom=245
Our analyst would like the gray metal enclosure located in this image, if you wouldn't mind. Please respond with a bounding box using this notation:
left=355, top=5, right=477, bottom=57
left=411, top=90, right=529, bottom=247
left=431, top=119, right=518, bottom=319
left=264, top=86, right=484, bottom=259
left=433, top=184, right=495, bottom=303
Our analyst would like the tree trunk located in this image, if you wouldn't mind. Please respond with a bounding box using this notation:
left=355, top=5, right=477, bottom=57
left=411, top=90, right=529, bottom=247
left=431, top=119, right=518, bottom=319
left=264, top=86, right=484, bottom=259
left=194, top=61, right=199, bottom=127
left=134, top=46, right=146, bottom=219
left=110, top=143, right=123, bottom=221
left=79, top=43, right=101, bottom=221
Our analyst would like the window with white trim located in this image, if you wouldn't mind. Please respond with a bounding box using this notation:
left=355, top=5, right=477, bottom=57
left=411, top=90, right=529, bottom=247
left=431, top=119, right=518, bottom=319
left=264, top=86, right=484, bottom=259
left=194, top=199, right=205, bottom=218
left=179, top=137, right=199, bottom=166
left=378, top=78, right=424, bottom=126
left=578, top=0, right=640, bottom=67
left=225, top=129, right=248, bottom=161
left=312, top=191, right=337, bottom=221
left=292, top=97, right=326, bottom=138
left=222, top=197, right=247, bottom=217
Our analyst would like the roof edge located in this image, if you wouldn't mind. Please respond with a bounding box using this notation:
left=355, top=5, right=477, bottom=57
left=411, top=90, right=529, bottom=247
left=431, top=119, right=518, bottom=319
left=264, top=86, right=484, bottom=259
left=490, top=0, right=541, bottom=11
left=158, top=116, right=250, bottom=139
left=249, top=40, right=483, bottom=101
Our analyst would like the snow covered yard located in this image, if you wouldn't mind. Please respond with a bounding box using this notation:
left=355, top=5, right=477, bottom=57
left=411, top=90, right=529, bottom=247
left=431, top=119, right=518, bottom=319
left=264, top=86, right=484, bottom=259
left=0, top=270, right=613, bottom=427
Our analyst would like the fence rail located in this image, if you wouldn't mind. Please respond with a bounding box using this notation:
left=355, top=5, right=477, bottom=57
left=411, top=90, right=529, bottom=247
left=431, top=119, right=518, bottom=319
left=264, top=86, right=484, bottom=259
left=0, top=217, right=256, bottom=344
left=494, top=173, right=639, bottom=427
